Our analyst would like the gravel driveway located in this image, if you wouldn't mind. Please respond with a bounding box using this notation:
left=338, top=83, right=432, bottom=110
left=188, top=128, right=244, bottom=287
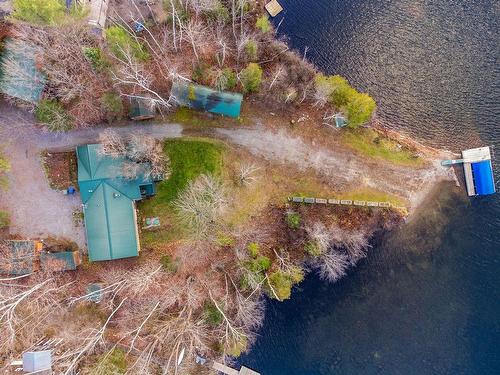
left=0, top=103, right=183, bottom=248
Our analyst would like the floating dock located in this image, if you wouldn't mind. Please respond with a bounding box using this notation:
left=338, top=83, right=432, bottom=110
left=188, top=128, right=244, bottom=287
left=212, top=362, right=260, bottom=375
left=265, top=0, right=283, bottom=17
left=442, top=146, right=496, bottom=196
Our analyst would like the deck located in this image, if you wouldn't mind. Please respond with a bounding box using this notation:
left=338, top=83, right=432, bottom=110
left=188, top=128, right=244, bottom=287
left=265, top=0, right=283, bottom=17
left=212, top=362, right=260, bottom=375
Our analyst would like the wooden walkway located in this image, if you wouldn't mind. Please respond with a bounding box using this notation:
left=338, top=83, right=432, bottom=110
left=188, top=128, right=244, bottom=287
left=212, top=362, right=260, bottom=375
left=288, top=196, right=395, bottom=208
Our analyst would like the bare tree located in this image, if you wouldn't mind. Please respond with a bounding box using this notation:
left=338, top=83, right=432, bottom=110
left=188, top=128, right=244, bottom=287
left=98, top=129, right=127, bottom=158
left=237, top=163, right=260, bottom=186
left=127, top=134, right=170, bottom=180
left=315, top=250, right=350, bottom=283
left=174, top=174, right=228, bottom=236
left=329, top=224, right=370, bottom=265
left=182, top=19, right=207, bottom=62
left=305, top=222, right=331, bottom=256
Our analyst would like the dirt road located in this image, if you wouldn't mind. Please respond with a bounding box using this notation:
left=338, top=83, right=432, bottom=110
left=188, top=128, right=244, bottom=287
left=0, top=104, right=182, bottom=247
left=0, top=102, right=453, bottom=246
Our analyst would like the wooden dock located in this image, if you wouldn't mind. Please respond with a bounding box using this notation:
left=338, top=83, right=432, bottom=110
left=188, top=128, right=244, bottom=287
left=265, top=0, right=283, bottom=17
left=212, top=362, right=260, bottom=375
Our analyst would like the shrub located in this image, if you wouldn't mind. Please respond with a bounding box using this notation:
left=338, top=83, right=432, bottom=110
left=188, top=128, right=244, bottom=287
left=92, top=348, right=127, bottom=374
left=267, top=271, right=293, bottom=300
left=192, top=62, right=209, bottom=83
left=0, top=151, right=10, bottom=190
left=256, top=15, right=271, bottom=33
left=244, top=40, right=258, bottom=61
left=105, top=26, right=150, bottom=61
left=83, top=47, right=109, bottom=72
left=214, top=68, right=237, bottom=91
left=160, top=255, right=178, bottom=274
left=35, top=100, right=73, bottom=132
left=205, top=2, right=230, bottom=23
left=245, top=255, right=271, bottom=273
left=286, top=211, right=301, bottom=230
left=217, top=233, right=235, bottom=247
left=0, top=210, right=10, bottom=229
left=240, top=63, right=262, bottom=93
left=226, top=336, right=248, bottom=357
left=267, top=267, right=304, bottom=300
left=314, top=74, right=376, bottom=127
left=11, top=0, right=65, bottom=25
left=11, top=0, right=87, bottom=25
left=100, top=92, right=124, bottom=123
left=346, top=92, right=377, bottom=128
left=304, top=241, right=322, bottom=257
left=247, top=243, right=260, bottom=258
left=203, top=301, right=223, bottom=326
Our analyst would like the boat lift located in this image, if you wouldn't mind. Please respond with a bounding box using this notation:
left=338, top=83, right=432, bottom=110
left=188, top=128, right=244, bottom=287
left=441, top=146, right=496, bottom=196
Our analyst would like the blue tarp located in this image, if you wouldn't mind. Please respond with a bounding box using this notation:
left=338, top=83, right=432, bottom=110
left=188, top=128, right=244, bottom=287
left=171, top=81, right=243, bottom=118
left=472, top=160, right=496, bottom=196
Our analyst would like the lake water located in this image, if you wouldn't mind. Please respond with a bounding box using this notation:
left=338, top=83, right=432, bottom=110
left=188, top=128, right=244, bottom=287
left=237, top=1, right=500, bottom=374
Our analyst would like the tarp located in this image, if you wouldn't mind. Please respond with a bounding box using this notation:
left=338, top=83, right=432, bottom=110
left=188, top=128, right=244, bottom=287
left=171, top=81, right=243, bottom=118
left=472, top=160, right=496, bottom=196
left=0, top=39, right=46, bottom=103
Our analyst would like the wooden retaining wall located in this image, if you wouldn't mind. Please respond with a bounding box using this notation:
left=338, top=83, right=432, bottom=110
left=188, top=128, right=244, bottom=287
left=288, top=197, right=401, bottom=209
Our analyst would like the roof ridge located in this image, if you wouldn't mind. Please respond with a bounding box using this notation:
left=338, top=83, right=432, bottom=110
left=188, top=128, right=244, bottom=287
left=101, top=183, right=115, bottom=260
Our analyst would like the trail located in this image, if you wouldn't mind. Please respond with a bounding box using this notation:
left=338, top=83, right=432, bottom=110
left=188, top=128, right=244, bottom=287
left=217, top=127, right=454, bottom=209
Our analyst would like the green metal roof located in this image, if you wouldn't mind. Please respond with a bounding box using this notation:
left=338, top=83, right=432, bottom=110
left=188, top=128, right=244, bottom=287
left=0, top=39, right=46, bottom=104
left=77, top=144, right=153, bottom=203
left=76, top=144, right=155, bottom=262
left=171, top=81, right=243, bottom=118
left=83, top=182, right=139, bottom=261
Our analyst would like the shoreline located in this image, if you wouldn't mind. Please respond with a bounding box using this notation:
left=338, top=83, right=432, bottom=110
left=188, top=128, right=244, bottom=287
left=0, top=2, right=467, bottom=374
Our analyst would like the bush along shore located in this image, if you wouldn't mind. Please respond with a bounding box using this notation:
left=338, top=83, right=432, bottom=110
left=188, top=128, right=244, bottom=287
left=0, top=1, right=448, bottom=374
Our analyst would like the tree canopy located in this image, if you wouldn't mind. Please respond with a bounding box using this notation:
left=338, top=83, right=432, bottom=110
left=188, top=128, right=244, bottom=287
left=240, top=63, right=263, bottom=93
left=314, top=74, right=376, bottom=127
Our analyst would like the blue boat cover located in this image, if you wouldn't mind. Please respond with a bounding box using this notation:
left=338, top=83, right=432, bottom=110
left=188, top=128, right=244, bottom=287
left=471, top=160, right=496, bottom=195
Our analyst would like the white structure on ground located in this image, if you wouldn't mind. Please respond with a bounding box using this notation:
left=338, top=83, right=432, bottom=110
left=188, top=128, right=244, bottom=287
left=86, top=0, right=109, bottom=29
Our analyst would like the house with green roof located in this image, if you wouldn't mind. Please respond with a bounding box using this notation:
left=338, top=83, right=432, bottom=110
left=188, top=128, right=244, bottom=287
left=77, top=144, right=156, bottom=262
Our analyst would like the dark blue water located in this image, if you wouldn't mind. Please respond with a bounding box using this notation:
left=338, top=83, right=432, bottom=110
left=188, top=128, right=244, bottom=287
left=238, top=1, right=500, bottom=374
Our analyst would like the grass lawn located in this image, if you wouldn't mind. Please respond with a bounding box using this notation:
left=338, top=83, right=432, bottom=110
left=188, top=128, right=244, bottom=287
left=138, top=138, right=225, bottom=246
left=337, top=187, right=406, bottom=207
left=342, top=128, right=425, bottom=167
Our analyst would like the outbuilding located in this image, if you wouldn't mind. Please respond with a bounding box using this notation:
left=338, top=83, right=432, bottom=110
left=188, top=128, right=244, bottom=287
left=462, top=147, right=496, bottom=196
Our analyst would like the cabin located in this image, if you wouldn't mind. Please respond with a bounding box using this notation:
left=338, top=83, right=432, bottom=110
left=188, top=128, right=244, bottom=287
left=76, top=144, right=157, bottom=261
left=171, top=81, right=243, bottom=118
left=129, top=97, right=156, bottom=121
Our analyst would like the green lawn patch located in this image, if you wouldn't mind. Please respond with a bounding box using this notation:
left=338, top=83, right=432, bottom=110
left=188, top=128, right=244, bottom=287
left=341, top=128, right=424, bottom=167
left=139, top=138, right=225, bottom=246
